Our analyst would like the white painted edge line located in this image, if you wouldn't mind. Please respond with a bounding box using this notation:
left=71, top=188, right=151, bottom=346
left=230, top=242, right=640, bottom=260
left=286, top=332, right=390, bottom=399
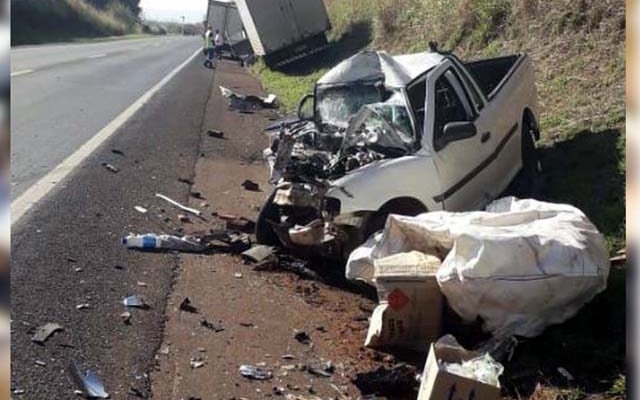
left=10, top=69, right=34, bottom=77
left=87, top=53, right=107, bottom=59
left=11, top=47, right=202, bottom=225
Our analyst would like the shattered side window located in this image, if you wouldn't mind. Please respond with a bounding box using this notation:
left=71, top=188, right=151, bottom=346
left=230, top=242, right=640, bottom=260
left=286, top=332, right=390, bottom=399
left=316, top=85, right=384, bottom=128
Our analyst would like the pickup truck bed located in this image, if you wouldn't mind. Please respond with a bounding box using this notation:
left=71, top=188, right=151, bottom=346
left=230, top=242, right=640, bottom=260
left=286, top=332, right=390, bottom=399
left=464, top=54, right=522, bottom=99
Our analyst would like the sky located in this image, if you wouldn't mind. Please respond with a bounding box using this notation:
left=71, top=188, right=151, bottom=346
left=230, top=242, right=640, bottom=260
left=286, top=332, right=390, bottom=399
left=139, top=0, right=210, bottom=23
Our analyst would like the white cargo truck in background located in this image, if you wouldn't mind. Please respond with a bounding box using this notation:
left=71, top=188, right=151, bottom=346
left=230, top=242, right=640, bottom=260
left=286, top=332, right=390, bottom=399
left=233, top=0, right=332, bottom=67
left=206, top=0, right=251, bottom=59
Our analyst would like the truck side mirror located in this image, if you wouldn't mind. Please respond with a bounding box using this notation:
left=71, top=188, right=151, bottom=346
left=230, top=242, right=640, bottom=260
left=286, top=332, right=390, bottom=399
left=443, top=121, right=477, bottom=142
left=297, top=94, right=315, bottom=121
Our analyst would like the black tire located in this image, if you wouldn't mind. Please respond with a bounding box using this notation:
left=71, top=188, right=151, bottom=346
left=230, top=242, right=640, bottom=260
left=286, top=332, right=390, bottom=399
left=255, top=190, right=281, bottom=246
left=519, top=117, right=542, bottom=196
left=363, top=199, right=427, bottom=241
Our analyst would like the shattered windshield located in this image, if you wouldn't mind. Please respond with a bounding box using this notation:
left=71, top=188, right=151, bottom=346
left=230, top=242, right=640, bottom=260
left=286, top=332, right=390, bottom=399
left=340, top=93, right=415, bottom=154
left=316, top=84, right=387, bottom=129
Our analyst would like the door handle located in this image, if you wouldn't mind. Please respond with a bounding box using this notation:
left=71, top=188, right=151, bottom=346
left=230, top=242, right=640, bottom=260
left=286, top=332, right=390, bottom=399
left=481, top=132, right=491, bottom=143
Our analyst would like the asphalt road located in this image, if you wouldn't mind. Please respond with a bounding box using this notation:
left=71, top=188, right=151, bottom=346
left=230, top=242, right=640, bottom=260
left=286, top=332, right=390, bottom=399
left=11, top=35, right=202, bottom=198
left=11, top=38, right=215, bottom=398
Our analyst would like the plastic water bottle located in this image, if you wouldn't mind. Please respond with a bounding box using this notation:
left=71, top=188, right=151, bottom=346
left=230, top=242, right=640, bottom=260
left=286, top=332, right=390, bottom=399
left=122, top=234, right=207, bottom=252
left=122, top=234, right=163, bottom=249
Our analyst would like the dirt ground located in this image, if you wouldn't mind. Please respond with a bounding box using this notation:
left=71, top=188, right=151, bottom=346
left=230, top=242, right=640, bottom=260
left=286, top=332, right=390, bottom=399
left=150, top=61, right=396, bottom=400
left=149, top=60, right=626, bottom=400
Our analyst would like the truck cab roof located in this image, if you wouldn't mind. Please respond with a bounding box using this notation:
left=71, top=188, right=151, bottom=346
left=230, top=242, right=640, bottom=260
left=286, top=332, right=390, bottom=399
left=317, top=50, right=446, bottom=89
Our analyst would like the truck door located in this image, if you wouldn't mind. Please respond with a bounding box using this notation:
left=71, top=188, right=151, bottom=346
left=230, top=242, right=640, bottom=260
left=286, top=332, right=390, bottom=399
left=425, top=63, right=495, bottom=211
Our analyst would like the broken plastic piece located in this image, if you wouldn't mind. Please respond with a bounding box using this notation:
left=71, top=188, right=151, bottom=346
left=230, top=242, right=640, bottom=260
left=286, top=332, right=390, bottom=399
left=440, top=353, right=504, bottom=387
left=155, top=193, right=202, bottom=217
left=70, top=362, right=110, bottom=399
left=31, top=322, right=63, bottom=344
left=239, top=364, right=273, bottom=380
left=241, top=180, right=260, bottom=191
left=179, top=298, right=198, bottom=313
left=134, top=206, right=147, bottom=214
left=123, top=295, right=146, bottom=308
left=190, top=358, right=205, bottom=369
left=241, top=245, right=275, bottom=263
left=207, top=129, right=224, bottom=138
left=102, top=163, right=119, bottom=173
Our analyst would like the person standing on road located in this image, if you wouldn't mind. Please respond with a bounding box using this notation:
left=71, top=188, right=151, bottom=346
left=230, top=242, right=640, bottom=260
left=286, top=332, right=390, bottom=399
left=214, top=29, right=224, bottom=61
left=203, top=25, right=214, bottom=68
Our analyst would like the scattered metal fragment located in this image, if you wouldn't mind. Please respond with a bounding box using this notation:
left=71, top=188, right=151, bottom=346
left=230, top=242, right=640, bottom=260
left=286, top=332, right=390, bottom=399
left=281, top=354, right=296, bottom=360
left=31, top=322, right=63, bottom=344
left=137, top=281, right=147, bottom=287
left=76, top=304, right=90, bottom=310
left=200, top=319, right=224, bottom=332
left=102, top=163, right=120, bottom=173
left=239, top=322, right=255, bottom=328
left=239, top=364, right=273, bottom=380
left=122, top=311, right=132, bottom=324
left=179, top=298, right=198, bottom=313
left=207, top=129, right=224, bottom=138
left=241, top=179, right=260, bottom=191
left=67, top=257, right=78, bottom=263
left=70, top=362, right=110, bottom=399
left=13, top=389, right=25, bottom=395
left=190, top=357, right=206, bottom=369
left=178, top=214, right=192, bottom=223
left=273, top=386, right=286, bottom=395
left=128, top=387, right=145, bottom=398
left=35, top=360, right=46, bottom=367
left=254, top=254, right=320, bottom=281
left=285, top=395, right=322, bottom=400
left=123, top=295, right=146, bottom=309
left=134, top=206, right=148, bottom=214
left=234, top=272, right=243, bottom=279
left=352, top=364, right=419, bottom=396
left=242, top=245, right=275, bottom=264
left=293, top=330, right=311, bottom=345
left=190, top=191, right=204, bottom=199
left=305, top=361, right=333, bottom=377
left=111, top=149, right=125, bottom=156
left=178, top=177, right=194, bottom=185
left=155, top=193, right=202, bottom=217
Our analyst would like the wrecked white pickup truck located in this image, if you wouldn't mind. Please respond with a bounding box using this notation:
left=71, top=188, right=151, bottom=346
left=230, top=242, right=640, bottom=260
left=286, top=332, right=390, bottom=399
left=257, top=49, right=540, bottom=259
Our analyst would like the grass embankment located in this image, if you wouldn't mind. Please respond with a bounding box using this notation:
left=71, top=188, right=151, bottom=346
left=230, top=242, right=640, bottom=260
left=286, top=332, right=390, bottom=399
left=255, top=1, right=626, bottom=399
left=12, top=0, right=143, bottom=45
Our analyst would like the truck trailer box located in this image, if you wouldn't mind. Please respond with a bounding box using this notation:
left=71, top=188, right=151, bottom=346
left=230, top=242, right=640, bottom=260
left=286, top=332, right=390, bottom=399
left=234, top=0, right=331, bottom=66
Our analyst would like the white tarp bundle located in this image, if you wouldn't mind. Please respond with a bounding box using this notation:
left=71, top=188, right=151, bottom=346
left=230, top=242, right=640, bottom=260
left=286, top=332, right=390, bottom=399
left=346, top=197, right=610, bottom=338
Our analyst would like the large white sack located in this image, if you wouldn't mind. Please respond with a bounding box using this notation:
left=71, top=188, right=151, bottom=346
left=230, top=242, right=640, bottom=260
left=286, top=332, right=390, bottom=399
left=345, top=197, right=610, bottom=338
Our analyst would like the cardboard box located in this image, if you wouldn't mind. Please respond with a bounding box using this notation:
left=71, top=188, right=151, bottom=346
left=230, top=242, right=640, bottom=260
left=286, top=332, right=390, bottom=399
left=418, top=342, right=501, bottom=400
left=365, top=251, right=443, bottom=351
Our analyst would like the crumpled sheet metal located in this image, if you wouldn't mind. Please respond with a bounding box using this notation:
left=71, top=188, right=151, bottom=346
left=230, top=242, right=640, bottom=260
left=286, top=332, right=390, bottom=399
left=273, top=182, right=323, bottom=209
left=346, top=197, right=610, bottom=338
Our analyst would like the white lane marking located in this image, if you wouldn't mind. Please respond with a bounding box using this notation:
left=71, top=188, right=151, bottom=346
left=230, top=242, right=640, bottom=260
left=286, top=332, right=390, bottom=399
left=11, top=69, right=34, bottom=77
left=11, top=47, right=202, bottom=225
left=87, top=53, right=107, bottom=59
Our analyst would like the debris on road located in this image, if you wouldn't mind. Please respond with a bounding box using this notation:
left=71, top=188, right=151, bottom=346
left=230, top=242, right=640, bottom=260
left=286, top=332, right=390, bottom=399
left=101, top=163, right=120, bottom=173
left=134, top=206, right=147, bottom=214
left=70, top=362, right=110, bottom=399
left=239, top=364, right=273, bottom=380
left=352, top=364, right=419, bottom=396
left=155, top=193, right=202, bottom=217
left=253, top=253, right=320, bottom=281
left=76, top=303, right=90, bottom=310
left=120, top=311, right=132, bottom=325
left=234, top=272, right=243, bottom=279
left=31, top=322, right=63, bottom=344
left=293, top=330, right=311, bottom=345
left=122, top=295, right=146, bottom=309
left=179, top=297, right=198, bottom=313
left=190, top=357, right=206, bottom=369
left=111, top=149, right=125, bottom=156
left=241, top=179, right=260, bottom=191
left=207, top=129, right=224, bottom=138
left=241, top=245, right=275, bottom=263
left=122, top=233, right=208, bottom=252
left=178, top=177, right=195, bottom=185
left=177, top=214, right=191, bottom=223
left=200, top=318, right=224, bottom=332
left=220, top=86, right=278, bottom=113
